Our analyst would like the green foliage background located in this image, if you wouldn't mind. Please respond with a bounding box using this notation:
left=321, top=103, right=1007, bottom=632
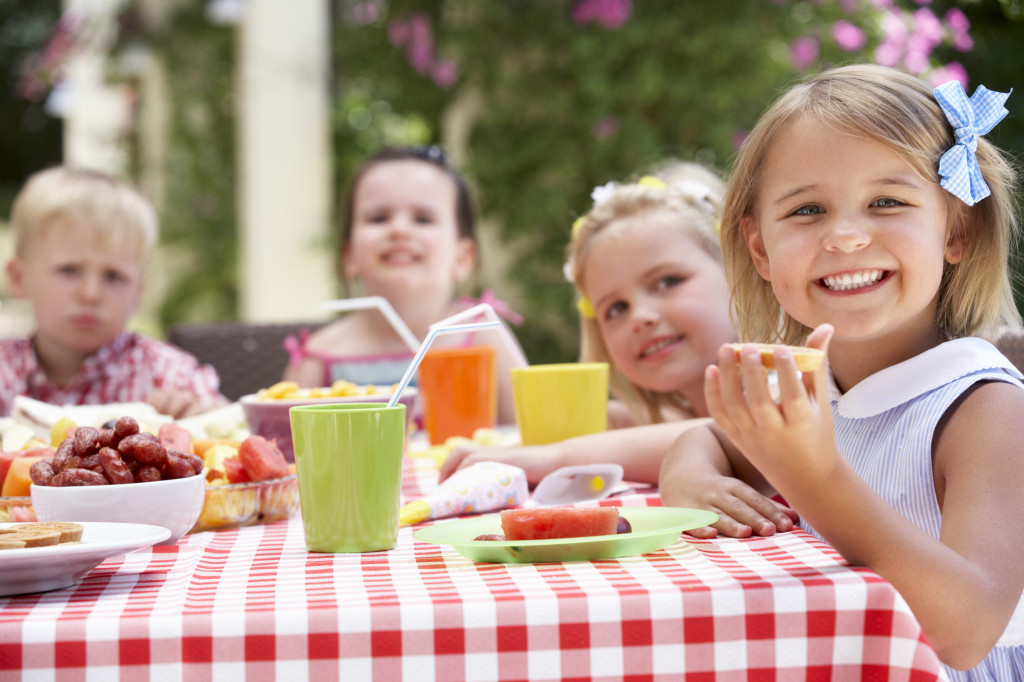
left=5, top=0, right=1022, bottom=365
left=330, top=0, right=1024, bottom=363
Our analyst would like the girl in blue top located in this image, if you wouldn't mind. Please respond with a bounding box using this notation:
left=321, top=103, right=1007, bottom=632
left=660, top=64, right=1024, bottom=678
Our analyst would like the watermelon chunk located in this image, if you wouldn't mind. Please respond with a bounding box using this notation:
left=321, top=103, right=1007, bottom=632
left=158, top=423, right=194, bottom=454
left=223, top=456, right=252, bottom=484
left=237, top=435, right=290, bottom=482
left=499, top=507, right=620, bottom=541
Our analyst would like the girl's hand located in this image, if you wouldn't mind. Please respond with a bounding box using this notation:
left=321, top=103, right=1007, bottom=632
left=705, top=324, right=839, bottom=492
left=439, top=443, right=561, bottom=484
left=659, top=423, right=800, bottom=539
left=672, top=472, right=799, bottom=539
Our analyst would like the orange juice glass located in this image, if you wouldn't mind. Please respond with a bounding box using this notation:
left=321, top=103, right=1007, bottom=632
left=417, top=347, right=497, bottom=445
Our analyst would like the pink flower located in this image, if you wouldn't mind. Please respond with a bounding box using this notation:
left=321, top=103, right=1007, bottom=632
left=832, top=20, right=866, bottom=51
left=572, top=0, right=633, bottom=29
left=388, top=18, right=411, bottom=46
left=838, top=0, right=860, bottom=13
left=903, top=45, right=931, bottom=74
left=347, top=1, right=381, bottom=25
left=431, top=59, right=458, bottom=89
left=733, top=129, right=749, bottom=150
left=408, top=41, right=433, bottom=74
left=870, top=0, right=894, bottom=8
left=914, top=0, right=932, bottom=4
left=911, top=8, right=943, bottom=48
left=881, top=9, right=909, bottom=43
left=943, top=7, right=970, bottom=32
left=874, top=40, right=902, bottom=67
left=592, top=117, right=619, bottom=140
left=944, top=8, right=973, bottom=52
left=928, top=62, right=968, bottom=90
left=789, top=37, right=819, bottom=70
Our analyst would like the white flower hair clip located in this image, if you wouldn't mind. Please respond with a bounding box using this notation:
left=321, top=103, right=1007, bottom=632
left=589, top=182, right=617, bottom=207
left=674, top=179, right=718, bottom=216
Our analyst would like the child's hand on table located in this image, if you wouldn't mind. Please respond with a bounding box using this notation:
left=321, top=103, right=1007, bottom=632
left=147, top=389, right=220, bottom=420
left=659, top=462, right=799, bottom=539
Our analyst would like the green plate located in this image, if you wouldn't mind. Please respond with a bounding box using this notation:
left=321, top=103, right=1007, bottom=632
left=413, top=506, right=718, bottom=564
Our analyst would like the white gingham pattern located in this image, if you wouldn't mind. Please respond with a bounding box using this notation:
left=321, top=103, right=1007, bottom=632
left=934, top=80, right=1011, bottom=206
left=0, top=457, right=948, bottom=681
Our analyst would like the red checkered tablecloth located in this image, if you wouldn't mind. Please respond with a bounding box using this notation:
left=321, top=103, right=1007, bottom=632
left=0, top=458, right=947, bottom=681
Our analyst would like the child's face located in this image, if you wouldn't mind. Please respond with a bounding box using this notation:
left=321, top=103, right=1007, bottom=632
left=744, top=116, right=959, bottom=348
left=6, top=219, right=144, bottom=359
left=580, top=208, right=734, bottom=396
left=343, top=159, right=475, bottom=300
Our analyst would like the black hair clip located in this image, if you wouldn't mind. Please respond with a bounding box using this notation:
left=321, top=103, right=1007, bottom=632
left=413, top=144, right=447, bottom=165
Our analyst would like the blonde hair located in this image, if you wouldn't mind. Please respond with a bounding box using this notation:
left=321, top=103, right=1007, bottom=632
left=722, top=64, right=1020, bottom=345
left=10, top=166, right=159, bottom=263
left=567, top=161, right=726, bottom=424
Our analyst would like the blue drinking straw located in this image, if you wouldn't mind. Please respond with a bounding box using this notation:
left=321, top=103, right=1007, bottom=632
left=387, top=320, right=503, bottom=409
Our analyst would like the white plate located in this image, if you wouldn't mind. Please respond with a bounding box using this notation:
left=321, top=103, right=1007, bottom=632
left=0, top=522, right=170, bottom=597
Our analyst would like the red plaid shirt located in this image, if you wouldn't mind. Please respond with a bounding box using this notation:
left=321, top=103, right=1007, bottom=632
left=0, top=332, right=224, bottom=417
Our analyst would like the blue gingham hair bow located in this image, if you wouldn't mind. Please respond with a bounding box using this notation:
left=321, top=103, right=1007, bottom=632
left=934, top=80, right=1011, bottom=206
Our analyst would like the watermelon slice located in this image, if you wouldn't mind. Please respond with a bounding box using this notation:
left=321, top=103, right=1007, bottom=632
left=223, top=456, right=252, bottom=484
left=158, top=423, right=194, bottom=454
left=237, top=435, right=290, bottom=481
left=499, top=507, right=620, bottom=541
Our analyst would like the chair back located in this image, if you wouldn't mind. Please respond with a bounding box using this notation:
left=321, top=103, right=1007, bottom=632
left=167, top=321, right=325, bottom=401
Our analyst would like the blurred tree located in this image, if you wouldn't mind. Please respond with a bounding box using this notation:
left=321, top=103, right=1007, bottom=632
left=332, top=0, right=1023, bottom=363
left=0, top=0, right=62, bottom=219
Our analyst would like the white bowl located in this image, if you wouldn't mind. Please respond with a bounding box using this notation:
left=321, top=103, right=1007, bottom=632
left=31, top=474, right=206, bottom=545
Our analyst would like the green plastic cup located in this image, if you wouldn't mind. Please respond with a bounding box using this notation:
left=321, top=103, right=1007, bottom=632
left=289, top=402, right=406, bottom=553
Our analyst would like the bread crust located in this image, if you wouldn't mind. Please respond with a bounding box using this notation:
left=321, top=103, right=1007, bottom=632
left=727, top=343, right=825, bottom=372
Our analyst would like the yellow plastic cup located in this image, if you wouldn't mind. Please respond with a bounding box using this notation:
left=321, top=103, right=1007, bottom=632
left=289, top=402, right=406, bottom=553
left=511, top=363, right=609, bottom=445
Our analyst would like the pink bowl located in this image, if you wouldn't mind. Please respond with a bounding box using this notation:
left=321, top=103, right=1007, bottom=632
left=240, top=387, right=418, bottom=462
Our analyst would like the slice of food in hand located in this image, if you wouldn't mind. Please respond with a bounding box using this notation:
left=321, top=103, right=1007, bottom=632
left=499, top=506, right=622, bottom=541
left=727, top=343, right=825, bottom=372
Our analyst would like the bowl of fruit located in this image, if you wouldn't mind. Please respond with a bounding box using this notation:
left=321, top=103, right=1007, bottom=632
left=191, top=433, right=299, bottom=532
left=29, top=417, right=206, bottom=544
left=240, top=381, right=418, bottom=461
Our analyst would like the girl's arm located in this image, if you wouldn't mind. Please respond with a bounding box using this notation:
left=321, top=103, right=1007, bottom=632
left=781, top=381, right=1024, bottom=670
left=282, top=357, right=326, bottom=388
left=711, top=327, right=1024, bottom=670
left=440, top=418, right=713, bottom=486
left=281, top=327, right=329, bottom=388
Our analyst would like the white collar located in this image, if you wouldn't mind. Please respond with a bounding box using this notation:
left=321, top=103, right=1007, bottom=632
left=828, top=337, right=1021, bottom=418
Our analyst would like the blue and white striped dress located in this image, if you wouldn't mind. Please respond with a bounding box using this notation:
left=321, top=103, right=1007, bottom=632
left=801, top=337, right=1024, bottom=680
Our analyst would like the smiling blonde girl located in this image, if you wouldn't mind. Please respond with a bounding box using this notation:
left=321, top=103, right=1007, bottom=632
left=659, top=64, right=1024, bottom=678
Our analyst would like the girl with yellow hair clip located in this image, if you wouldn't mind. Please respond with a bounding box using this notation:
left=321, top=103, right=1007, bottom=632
left=440, top=162, right=765, bottom=510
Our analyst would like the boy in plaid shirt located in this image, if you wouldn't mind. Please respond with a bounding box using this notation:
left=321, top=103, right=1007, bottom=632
left=1, top=166, right=225, bottom=418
